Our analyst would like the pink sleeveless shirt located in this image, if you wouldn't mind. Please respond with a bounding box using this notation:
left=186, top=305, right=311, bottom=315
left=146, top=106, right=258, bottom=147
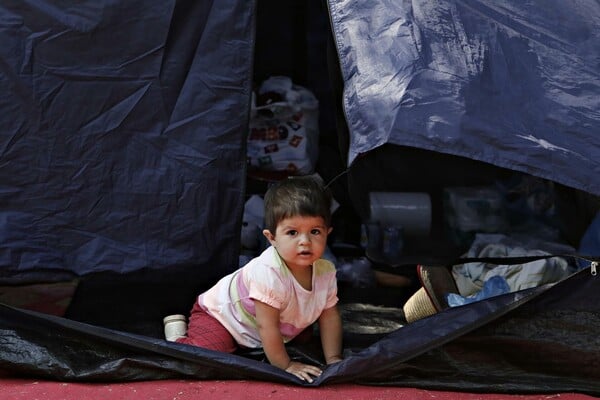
left=198, top=246, right=338, bottom=348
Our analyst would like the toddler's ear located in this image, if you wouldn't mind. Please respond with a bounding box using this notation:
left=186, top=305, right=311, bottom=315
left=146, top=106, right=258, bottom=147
left=262, top=229, right=275, bottom=243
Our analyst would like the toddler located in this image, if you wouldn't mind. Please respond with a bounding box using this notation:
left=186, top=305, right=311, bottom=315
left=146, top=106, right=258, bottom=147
left=164, top=176, right=343, bottom=382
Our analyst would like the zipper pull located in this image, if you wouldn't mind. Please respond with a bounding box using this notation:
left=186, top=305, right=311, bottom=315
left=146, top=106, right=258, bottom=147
left=591, top=261, right=597, bottom=276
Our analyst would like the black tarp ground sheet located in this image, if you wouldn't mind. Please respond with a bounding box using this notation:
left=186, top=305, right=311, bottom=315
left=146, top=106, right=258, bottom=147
left=1, top=0, right=599, bottom=396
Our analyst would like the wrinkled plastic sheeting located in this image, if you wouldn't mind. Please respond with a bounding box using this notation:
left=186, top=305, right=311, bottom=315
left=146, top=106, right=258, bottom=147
left=0, top=1, right=253, bottom=279
left=328, top=0, right=600, bottom=195
left=1, top=268, right=598, bottom=395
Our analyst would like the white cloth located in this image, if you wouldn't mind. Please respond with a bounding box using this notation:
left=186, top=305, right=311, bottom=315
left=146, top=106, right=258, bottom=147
left=452, top=233, right=576, bottom=297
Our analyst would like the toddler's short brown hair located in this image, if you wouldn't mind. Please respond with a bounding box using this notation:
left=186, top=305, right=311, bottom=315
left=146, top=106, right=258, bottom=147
left=263, top=176, right=332, bottom=234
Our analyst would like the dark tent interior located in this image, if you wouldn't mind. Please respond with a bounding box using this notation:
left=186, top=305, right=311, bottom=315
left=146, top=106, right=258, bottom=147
left=1, top=0, right=599, bottom=395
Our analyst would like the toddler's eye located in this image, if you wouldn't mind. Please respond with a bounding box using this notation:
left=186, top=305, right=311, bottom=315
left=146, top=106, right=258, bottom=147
left=311, top=229, right=322, bottom=235
left=286, top=230, right=298, bottom=236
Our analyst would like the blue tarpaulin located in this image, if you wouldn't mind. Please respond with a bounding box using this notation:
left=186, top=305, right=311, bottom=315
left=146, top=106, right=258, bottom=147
left=0, top=0, right=253, bottom=279
left=330, top=0, right=600, bottom=195
left=1, top=0, right=597, bottom=278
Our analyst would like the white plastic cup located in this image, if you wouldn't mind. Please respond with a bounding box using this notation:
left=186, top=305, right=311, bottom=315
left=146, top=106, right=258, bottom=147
left=163, top=314, right=187, bottom=341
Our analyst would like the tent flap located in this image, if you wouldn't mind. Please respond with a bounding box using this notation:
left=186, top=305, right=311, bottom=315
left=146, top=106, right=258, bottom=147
left=0, top=0, right=253, bottom=280
left=329, top=0, right=600, bottom=195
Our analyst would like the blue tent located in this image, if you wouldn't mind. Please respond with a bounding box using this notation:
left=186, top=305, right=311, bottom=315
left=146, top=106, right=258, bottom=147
left=0, top=0, right=598, bottom=395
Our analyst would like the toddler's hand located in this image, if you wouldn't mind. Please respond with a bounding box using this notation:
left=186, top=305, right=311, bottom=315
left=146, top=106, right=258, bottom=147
left=285, top=361, right=322, bottom=383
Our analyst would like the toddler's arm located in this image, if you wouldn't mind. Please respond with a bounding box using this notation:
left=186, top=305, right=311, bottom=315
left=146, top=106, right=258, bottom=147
left=318, top=305, right=343, bottom=364
left=254, top=300, right=323, bottom=382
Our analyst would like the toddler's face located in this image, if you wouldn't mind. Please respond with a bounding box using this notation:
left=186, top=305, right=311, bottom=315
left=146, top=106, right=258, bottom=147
left=263, top=215, right=331, bottom=273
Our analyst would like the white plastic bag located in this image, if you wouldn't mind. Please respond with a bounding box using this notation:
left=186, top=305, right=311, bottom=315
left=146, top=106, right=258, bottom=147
left=247, top=76, right=319, bottom=175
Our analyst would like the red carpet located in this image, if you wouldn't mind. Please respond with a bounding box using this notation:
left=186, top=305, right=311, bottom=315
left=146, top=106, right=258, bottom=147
left=0, top=374, right=595, bottom=400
